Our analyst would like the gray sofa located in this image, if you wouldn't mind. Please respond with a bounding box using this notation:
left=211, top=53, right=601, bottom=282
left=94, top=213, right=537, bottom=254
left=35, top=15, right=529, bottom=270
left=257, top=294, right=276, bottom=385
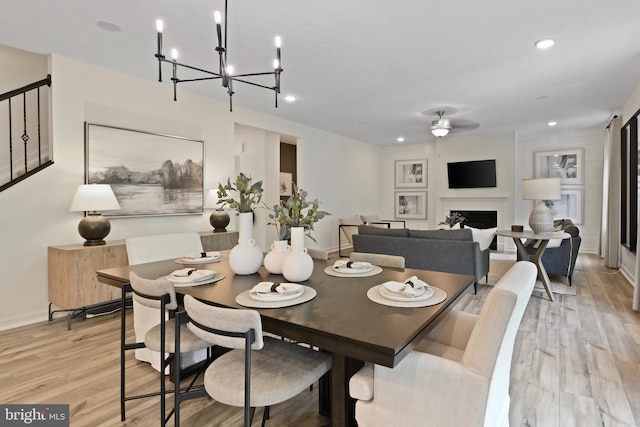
left=352, top=225, right=490, bottom=293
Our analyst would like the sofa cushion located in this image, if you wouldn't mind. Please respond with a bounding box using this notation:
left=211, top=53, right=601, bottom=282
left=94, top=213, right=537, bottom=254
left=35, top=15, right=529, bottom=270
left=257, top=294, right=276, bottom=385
left=358, top=225, right=409, bottom=238
left=409, top=229, right=472, bottom=241
left=466, top=226, right=497, bottom=251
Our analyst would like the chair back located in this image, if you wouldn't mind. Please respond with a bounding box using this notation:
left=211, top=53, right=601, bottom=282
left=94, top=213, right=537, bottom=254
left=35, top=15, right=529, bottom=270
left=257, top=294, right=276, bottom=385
left=350, top=252, right=405, bottom=268
left=125, top=232, right=203, bottom=265
left=184, top=295, right=264, bottom=350
left=461, top=261, right=536, bottom=426
left=129, top=272, right=178, bottom=311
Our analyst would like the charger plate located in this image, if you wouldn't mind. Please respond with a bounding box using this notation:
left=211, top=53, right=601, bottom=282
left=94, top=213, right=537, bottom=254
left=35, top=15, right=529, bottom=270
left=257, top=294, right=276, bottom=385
left=367, top=285, right=446, bottom=307
left=236, top=286, right=317, bottom=308
left=324, top=265, right=382, bottom=278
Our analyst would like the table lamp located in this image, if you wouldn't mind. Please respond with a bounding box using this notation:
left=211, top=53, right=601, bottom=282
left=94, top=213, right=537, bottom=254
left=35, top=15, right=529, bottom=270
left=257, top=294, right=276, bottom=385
left=69, top=184, right=121, bottom=246
left=522, top=178, right=561, bottom=233
left=203, top=188, right=230, bottom=232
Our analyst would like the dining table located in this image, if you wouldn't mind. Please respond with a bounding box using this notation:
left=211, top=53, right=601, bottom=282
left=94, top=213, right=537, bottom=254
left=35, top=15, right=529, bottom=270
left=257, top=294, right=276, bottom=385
left=96, top=251, right=474, bottom=427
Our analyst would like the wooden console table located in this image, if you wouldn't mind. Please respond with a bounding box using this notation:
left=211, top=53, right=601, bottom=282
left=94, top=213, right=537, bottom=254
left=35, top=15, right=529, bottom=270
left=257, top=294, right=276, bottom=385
left=48, top=231, right=238, bottom=329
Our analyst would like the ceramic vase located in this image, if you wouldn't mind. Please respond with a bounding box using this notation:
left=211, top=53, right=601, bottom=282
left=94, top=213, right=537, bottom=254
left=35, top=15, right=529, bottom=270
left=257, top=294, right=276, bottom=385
left=282, top=227, right=314, bottom=282
left=264, top=240, right=290, bottom=274
left=210, top=209, right=230, bottom=232
left=228, top=212, right=263, bottom=275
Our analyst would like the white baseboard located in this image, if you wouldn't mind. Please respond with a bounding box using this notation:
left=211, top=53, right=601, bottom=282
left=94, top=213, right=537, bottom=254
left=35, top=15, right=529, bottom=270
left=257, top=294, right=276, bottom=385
left=0, top=310, right=49, bottom=332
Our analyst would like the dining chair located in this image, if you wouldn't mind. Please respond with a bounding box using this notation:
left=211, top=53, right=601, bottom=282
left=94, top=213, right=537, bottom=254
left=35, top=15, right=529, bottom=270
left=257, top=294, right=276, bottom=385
left=349, top=261, right=537, bottom=427
left=349, top=251, right=405, bottom=268
left=182, top=294, right=332, bottom=427
left=125, top=232, right=206, bottom=372
left=123, top=272, right=212, bottom=426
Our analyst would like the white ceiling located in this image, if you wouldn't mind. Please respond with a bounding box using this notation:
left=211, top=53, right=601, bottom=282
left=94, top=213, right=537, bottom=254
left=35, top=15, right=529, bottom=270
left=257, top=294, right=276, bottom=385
left=3, top=0, right=640, bottom=145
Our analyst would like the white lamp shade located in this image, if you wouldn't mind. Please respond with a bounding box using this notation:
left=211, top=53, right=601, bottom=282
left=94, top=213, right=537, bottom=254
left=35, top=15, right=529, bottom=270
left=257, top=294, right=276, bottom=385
left=431, top=127, right=449, bottom=137
left=522, top=178, right=561, bottom=201
left=69, top=184, right=121, bottom=212
left=203, top=189, right=219, bottom=209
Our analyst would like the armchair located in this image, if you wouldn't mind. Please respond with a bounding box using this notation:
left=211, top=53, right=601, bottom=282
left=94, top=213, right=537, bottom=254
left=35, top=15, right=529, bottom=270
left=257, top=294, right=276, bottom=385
left=349, top=261, right=537, bottom=427
left=517, top=218, right=581, bottom=285
left=338, top=214, right=405, bottom=257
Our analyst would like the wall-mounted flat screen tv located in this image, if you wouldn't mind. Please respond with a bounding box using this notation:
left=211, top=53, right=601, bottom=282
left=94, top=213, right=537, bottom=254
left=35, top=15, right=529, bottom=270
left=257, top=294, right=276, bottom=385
left=447, top=159, right=497, bottom=188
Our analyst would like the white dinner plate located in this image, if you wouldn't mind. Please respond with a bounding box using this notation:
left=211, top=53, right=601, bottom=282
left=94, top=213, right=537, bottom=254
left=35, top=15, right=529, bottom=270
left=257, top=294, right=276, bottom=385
left=332, top=264, right=374, bottom=274
left=379, top=285, right=434, bottom=302
left=168, top=270, right=217, bottom=284
left=249, top=288, right=305, bottom=302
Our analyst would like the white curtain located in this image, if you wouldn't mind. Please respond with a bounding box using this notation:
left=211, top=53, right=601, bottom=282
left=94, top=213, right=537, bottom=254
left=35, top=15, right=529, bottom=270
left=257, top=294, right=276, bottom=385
left=602, top=117, right=621, bottom=268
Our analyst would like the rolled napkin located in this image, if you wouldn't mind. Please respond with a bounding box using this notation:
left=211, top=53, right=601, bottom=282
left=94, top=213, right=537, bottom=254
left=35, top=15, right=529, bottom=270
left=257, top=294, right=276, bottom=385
left=251, top=281, right=304, bottom=295
left=168, top=268, right=216, bottom=283
left=382, top=276, right=429, bottom=297
left=183, top=251, right=221, bottom=261
left=333, top=260, right=372, bottom=270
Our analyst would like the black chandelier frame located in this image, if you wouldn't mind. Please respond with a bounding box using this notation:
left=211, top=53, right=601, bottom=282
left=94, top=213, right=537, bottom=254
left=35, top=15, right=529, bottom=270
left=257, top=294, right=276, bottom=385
left=154, top=0, right=282, bottom=111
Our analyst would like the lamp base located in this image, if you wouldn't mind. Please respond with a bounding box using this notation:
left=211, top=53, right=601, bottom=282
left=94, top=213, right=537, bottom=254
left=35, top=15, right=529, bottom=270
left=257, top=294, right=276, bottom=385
left=210, top=210, right=230, bottom=233
left=528, top=203, right=554, bottom=234
left=78, top=213, right=111, bottom=246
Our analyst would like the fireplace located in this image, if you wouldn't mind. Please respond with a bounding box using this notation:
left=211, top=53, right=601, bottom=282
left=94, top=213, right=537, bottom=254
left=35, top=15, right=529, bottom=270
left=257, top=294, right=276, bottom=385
left=451, top=210, right=497, bottom=250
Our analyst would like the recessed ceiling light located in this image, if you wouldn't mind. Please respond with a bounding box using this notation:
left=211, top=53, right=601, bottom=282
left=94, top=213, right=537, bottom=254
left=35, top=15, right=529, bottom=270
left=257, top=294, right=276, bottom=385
left=547, top=121, right=557, bottom=127
left=284, top=95, right=297, bottom=102
left=396, top=137, right=405, bottom=143
left=535, top=38, right=555, bottom=49
left=96, top=21, right=122, bottom=32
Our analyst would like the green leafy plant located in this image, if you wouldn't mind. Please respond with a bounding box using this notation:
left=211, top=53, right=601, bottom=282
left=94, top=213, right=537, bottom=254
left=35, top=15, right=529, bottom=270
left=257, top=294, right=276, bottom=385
left=217, top=172, right=264, bottom=213
left=266, top=184, right=330, bottom=242
left=438, top=212, right=466, bottom=228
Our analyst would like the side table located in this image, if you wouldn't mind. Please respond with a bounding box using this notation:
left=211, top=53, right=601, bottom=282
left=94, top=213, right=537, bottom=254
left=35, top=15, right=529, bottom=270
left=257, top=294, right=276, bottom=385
left=496, top=230, right=570, bottom=302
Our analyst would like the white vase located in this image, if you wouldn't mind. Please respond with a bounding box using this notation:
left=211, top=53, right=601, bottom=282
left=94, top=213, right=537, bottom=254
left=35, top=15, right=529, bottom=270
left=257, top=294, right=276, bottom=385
left=228, top=212, right=263, bottom=275
left=282, top=227, right=314, bottom=282
left=264, top=240, right=290, bottom=274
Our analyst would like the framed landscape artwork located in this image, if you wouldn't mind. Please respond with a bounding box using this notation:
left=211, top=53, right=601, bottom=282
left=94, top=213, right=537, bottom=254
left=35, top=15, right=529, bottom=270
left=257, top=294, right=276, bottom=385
left=534, top=148, right=584, bottom=185
left=395, top=191, right=427, bottom=219
left=85, top=123, right=204, bottom=217
left=554, top=188, right=583, bottom=224
left=395, top=159, right=427, bottom=188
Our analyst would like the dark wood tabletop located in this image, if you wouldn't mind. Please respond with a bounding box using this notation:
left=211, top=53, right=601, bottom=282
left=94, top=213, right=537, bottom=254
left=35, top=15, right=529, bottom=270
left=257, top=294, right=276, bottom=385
left=97, top=253, right=474, bottom=427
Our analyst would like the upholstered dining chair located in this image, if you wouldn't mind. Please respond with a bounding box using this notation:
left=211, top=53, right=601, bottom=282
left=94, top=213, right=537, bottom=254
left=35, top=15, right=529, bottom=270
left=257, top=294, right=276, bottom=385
left=123, top=272, right=212, bottom=426
left=125, top=232, right=206, bottom=372
left=349, top=251, right=405, bottom=269
left=349, top=261, right=537, bottom=427
left=183, top=294, right=332, bottom=427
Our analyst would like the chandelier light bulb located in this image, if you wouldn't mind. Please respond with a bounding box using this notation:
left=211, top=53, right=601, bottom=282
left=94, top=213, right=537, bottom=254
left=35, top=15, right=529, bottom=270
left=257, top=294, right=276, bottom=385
left=156, top=19, right=164, bottom=33
left=226, top=65, right=234, bottom=75
left=273, top=59, right=279, bottom=69
left=275, top=36, right=282, bottom=48
left=171, top=49, right=178, bottom=60
left=214, top=11, right=222, bottom=24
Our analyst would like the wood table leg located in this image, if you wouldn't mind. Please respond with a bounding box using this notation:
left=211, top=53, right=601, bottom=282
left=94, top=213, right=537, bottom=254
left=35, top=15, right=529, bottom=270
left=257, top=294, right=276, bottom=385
left=511, top=238, right=555, bottom=302
left=530, top=240, right=555, bottom=301
left=328, top=353, right=363, bottom=427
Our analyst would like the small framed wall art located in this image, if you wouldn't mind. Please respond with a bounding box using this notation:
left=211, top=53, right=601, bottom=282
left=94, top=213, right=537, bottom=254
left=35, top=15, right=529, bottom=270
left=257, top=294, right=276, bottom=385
left=395, top=159, right=427, bottom=188
left=395, top=191, right=427, bottom=219
left=534, top=148, right=584, bottom=185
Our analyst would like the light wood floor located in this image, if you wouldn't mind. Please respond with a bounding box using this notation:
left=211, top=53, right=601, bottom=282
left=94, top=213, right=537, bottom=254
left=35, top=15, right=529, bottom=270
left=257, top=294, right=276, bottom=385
left=1, top=253, right=639, bottom=426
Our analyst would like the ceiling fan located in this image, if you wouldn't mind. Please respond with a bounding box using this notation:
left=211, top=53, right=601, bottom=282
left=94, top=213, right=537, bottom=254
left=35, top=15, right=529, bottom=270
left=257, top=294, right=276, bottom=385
left=429, top=110, right=480, bottom=137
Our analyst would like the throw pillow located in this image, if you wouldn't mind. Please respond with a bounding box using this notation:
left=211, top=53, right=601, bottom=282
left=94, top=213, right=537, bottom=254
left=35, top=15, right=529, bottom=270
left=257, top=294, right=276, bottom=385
left=359, top=214, right=382, bottom=224
left=466, top=226, right=497, bottom=251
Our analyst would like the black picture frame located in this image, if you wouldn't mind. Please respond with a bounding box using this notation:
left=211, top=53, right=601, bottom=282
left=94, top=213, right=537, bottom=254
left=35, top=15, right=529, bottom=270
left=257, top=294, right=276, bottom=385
left=621, top=115, right=638, bottom=252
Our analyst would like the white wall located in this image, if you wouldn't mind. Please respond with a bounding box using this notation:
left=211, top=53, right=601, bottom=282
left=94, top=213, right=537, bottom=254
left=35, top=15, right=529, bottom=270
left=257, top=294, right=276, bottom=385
left=515, top=127, right=604, bottom=254
left=0, top=54, right=382, bottom=330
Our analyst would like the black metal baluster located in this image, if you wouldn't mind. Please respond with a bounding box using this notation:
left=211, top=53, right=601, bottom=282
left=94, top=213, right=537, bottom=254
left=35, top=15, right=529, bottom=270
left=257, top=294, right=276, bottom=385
left=22, top=92, right=29, bottom=173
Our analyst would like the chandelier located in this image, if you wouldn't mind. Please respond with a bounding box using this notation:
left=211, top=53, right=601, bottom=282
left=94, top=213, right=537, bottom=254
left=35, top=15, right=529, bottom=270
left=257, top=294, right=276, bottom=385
left=154, top=0, right=282, bottom=111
